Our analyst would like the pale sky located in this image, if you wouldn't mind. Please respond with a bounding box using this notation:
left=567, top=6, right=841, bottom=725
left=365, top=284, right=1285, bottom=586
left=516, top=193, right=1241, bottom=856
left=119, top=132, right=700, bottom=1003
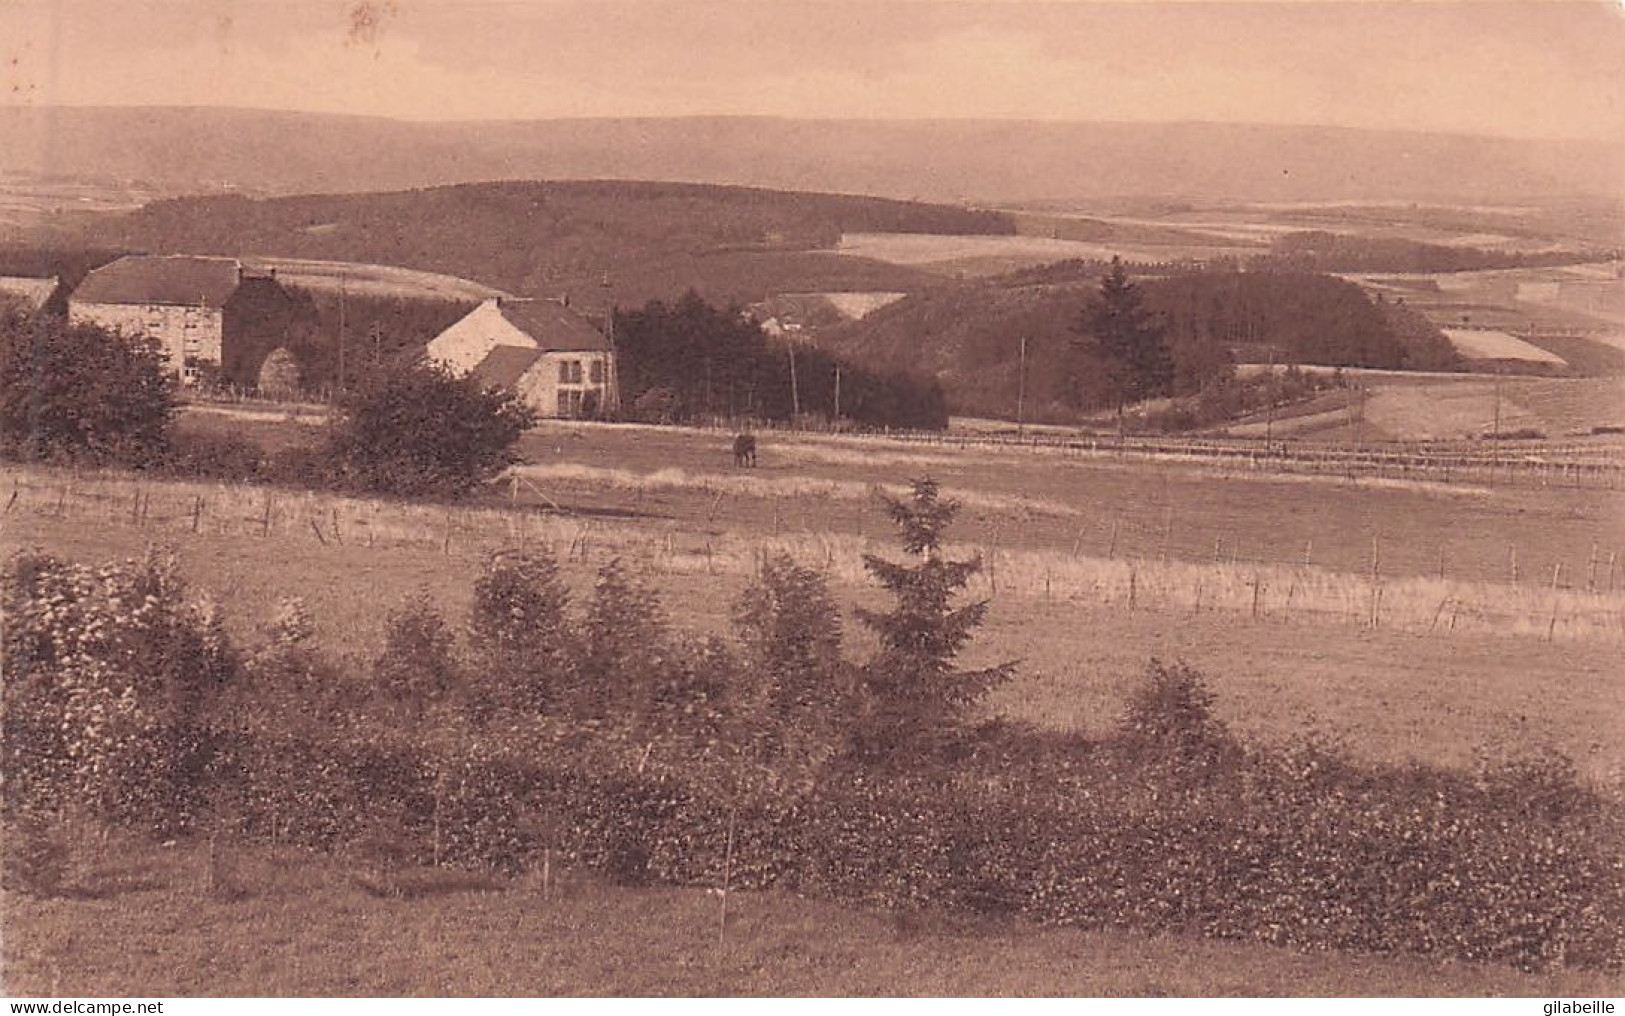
left=2, top=1, right=1622, bottom=142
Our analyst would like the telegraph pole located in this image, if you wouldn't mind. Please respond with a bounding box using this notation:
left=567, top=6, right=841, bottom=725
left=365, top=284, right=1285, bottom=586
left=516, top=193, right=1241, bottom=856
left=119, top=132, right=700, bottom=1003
left=1264, top=344, right=1276, bottom=453
left=788, top=340, right=801, bottom=419
left=1016, top=335, right=1028, bottom=437
left=336, top=274, right=347, bottom=391
left=601, top=273, right=620, bottom=414
left=833, top=362, right=841, bottom=422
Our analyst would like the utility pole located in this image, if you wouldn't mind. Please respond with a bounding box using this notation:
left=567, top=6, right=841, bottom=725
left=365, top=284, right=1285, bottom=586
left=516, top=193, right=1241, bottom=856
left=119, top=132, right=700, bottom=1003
left=832, top=362, right=841, bottom=422
left=1016, top=335, right=1028, bottom=437
left=1491, top=361, right=1503, bottom=475
left=1264, top=343, right=1276, bottom=453
left=336, top=274, right=347, bottom=391
left=788, top=340, right=801, bottom=419
left=601, top=274, right=620, bottom=414
left=1354, top=385, right=1366, bottom=450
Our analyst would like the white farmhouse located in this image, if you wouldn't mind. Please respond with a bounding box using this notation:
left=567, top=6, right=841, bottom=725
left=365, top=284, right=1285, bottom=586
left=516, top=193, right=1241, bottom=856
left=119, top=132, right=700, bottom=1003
left=425, top=298, right=614, bottom=419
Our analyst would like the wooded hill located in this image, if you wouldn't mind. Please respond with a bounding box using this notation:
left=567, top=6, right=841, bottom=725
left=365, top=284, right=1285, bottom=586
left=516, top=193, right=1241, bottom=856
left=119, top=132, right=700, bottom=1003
left=818, top=269, right=1461, bottom=423
left=54, top=180, right=1005, bottom=312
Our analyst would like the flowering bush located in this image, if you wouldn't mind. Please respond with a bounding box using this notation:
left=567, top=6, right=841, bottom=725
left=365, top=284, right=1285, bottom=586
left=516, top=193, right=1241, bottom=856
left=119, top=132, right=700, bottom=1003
left=1, top=550, right=233, bottom=832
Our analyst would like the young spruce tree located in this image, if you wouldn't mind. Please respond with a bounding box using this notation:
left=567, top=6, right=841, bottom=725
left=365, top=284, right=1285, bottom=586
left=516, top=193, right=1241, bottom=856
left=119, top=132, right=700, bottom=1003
left=853, top=478, right=1014, bottom=764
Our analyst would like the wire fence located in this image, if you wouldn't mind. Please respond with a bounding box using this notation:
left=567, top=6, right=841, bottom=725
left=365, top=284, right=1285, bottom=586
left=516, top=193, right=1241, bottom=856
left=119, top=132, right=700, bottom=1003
left=6, top=465, right=1621, bottom=646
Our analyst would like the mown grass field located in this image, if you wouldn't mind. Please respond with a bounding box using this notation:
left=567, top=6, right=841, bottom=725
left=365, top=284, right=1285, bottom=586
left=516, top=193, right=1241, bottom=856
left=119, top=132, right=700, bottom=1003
left=6, top=832, right=1621, bottom=997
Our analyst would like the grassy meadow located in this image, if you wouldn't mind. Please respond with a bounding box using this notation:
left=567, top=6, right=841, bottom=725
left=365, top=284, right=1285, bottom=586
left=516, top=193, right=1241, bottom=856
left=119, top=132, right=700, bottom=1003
left=5, top=423, right=1622, bottom=778
left=5, top=415, right=1624, bottom=996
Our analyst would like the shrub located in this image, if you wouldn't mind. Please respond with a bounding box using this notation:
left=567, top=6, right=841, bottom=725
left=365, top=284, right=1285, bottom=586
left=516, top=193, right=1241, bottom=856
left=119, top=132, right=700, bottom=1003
left=324, top=359, right=535, bottom=498
left=374, top=593, right=461, bottom=721
left=575, top=560, right=671, bottom=724
left=0, top=550, right=233, bottom=832
left=234, top=596, right=350, bottom=732
left=733, top=554, right=853, bottom=776
left=466, top=551, right=575, bottom=717
left=0, top=312, right=174, bottom=466
left=1115, top=659, right=1239, bottom=773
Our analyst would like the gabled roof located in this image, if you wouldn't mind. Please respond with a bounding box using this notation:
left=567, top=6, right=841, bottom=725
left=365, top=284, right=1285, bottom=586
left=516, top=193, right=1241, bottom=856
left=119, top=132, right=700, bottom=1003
left=497, top=299, right=610, bottom=353
left=71, top=255, right=241, bottom=309
left=470, top=345, right=544, bottom=390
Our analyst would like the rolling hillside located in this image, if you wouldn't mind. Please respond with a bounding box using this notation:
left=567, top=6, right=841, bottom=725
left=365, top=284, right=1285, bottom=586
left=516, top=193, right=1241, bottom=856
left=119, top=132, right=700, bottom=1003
left=5, top=107, right=1620, bottom=206
left=52, top=180, right=988, bottom=310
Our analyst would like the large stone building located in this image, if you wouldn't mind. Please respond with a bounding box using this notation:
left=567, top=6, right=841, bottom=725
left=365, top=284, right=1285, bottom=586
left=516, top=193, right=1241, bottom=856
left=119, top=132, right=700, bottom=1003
left=425, top=298, right=614, bottom=419
left=69, top=254, right=297, bottom=386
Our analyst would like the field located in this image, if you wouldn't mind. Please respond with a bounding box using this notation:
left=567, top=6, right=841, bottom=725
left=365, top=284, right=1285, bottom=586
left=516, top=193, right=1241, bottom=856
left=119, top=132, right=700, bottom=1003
left=7, top=416, right=1624, bottom=778
left=1224, top=371, right=1625, bottom=441
left=7, top=412, right=1625, bottom=995
left=833, top=232, right=1254, bottom=277
left=249, top=256, right=510, bottom=303
left=1441, top=328, right=1569, bottom=366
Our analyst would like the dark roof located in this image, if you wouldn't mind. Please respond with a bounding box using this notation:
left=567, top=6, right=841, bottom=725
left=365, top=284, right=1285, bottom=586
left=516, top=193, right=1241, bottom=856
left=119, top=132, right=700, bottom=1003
left=470, top=345, right=544, bottom=390
left=497, top=299, right=610, bottom=352
left=72, top=255, right=241, bottom=309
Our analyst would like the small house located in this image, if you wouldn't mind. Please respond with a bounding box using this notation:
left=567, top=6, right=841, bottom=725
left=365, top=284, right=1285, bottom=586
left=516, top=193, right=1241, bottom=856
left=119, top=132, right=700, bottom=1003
left=425, top=298, right=614, bottom=419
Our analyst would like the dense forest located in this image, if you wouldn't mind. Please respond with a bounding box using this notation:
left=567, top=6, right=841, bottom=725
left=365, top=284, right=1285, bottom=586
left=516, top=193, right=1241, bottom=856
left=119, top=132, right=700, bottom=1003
left=613, top=292, right=947, bottom=430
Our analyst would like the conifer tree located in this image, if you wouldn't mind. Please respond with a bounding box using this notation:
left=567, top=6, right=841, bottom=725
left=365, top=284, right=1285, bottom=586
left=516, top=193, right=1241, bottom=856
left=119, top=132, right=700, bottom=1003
left=853, top=478, right=1014, bottom=762
left=1072, top=257, right=1173, bottom=426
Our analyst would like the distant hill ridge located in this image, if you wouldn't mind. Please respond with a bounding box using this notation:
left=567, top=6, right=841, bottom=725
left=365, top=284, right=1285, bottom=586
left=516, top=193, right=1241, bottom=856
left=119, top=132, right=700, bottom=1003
left=54, top=179, right=980, bottom=309
left=3, top=107, right=1619, bottom=204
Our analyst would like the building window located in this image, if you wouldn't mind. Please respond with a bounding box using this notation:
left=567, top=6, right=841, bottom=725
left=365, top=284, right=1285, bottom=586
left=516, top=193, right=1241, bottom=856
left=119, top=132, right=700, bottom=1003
left=589, top=359, right=604, bottom=384
left=557, top=391, right=571, bottom=416
left=558, top=359, right=583, bottom=385
left=558, top=361, right=570, bottom=383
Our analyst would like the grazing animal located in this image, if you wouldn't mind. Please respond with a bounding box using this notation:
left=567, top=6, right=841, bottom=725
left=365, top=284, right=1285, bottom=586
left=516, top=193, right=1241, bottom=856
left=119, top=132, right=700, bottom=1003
left=732, top=432, right=757, bottom=467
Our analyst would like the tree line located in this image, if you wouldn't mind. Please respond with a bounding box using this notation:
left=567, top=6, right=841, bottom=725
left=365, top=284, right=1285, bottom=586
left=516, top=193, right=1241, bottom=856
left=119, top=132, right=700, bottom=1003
left=1065, top=259, right=1459, bottom=417
left=613, top=291, right=948, bottom=430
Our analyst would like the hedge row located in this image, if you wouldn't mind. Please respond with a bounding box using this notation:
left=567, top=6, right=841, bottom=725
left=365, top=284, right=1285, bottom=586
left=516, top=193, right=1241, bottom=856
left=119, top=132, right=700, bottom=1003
left=194, top=722, right=1625, bottom=973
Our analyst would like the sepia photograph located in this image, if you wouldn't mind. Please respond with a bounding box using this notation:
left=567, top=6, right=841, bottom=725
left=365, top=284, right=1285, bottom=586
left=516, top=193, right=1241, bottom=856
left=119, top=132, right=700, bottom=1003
left=0, top=0, right=1622, bottom=1000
